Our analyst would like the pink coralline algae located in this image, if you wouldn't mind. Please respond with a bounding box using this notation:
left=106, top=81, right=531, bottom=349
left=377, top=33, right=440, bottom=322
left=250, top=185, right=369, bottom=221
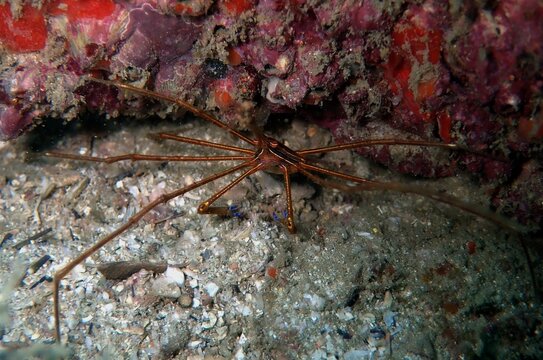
left=0, top=104, right=35, bottom=140
left=0, top=0, right=542, bottom=229
left=111, top=3, right=200, bottom=70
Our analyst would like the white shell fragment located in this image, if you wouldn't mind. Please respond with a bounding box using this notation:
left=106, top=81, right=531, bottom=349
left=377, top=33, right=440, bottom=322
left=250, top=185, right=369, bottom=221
left=201, top=311, right=218, bottom=330
left=165, top=266, right=185, bottom=287
left=204, top=282, right=219, bottom=297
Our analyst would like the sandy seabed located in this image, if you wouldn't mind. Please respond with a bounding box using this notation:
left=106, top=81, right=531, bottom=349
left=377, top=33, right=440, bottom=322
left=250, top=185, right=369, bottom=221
left=1, top=116, right=541, bottom=359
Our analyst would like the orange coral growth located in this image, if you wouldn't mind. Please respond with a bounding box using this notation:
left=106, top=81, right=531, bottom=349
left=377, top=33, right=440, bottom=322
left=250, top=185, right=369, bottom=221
left=228, top=47, right=243, bottom=66
left=383, top=17, right=443, bottom=125
left=220, top=0, right=254, bottom=15
left=266, top=266, right=278, bottom=279
left=214, top=88, right=234, bottom=110
left=437, top=111, right=452, bottom=143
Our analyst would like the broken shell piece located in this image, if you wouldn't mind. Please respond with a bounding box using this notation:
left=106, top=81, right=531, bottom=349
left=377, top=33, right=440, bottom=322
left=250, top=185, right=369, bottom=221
left=119, top=327, right=145, bottom=336
left=201, top=311, right=217, bottom=330
left=151, top=276, right=182, bottom=299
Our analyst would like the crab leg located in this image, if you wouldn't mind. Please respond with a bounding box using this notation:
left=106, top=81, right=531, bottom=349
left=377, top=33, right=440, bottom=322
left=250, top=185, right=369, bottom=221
left=150, top=132, right=254, bottom=154
left=297, top=162, right=528, bottom=234
left=87, top=77, right=257, bottom=146
left=300, top=162, right=379, bottom=185
left=298, top=138, right=467, bottom=155
left=197, top=162, right=262, bottom=216
left=44, top=151, right=251, bottom=163
left=279, top=164, right=296, bottom=233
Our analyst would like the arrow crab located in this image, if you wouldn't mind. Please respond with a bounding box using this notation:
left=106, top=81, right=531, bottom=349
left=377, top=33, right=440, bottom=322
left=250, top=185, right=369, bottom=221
left=44, top=77, right=530, bottom=343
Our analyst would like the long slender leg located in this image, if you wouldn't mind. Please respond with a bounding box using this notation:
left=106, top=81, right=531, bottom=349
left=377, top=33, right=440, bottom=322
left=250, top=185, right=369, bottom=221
left=279, top=164, right=296, bottom=233
left=87, top=77, right=257, bottom=146
left=53, top=160, right=253, bottom=342
left=301, top=162, right=380, bottom=186
left=197, top=163, right=262, bottom=216
left=44, top=151, right=251, bottom=163
left=296, top=162, right=528, bottom=234
left=150, top=133, right=254, bottom=155
left=298, top=139, right=470, bottom=156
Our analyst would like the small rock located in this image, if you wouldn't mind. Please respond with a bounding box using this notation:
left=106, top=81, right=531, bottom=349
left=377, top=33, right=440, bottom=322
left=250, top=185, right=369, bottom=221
left=201, top=293, right=213, bottom=307
left=179, top=294, right=193, bottom=308
left=336, top=308, right=355, bottom=321
left=188, top=340, right=202, bottom=349
left=360, top=313, right=376, bottom=323
left=189, top=278, right=199, bottom=288
left=238, top=333, right=248, bottom=345
left=165, top=266, right=185, bottom=287
left=240, top=305, right=252, bottom=316
left=192, top=297, right=201, bottom=308
left=303, top=293, right=326, bottom=311
left=201, top=248, right=213, bottom=261
left=216, top=326, right=228, bottom=340
left=102, top=303, right=115, bottom=314
left=384, top=310, right=397, bottom=328
left=205, top=282, right=220, bottom=297
left=382, top=290, right=393, bottom=309
left=151, top=277, right=182, bottom=298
